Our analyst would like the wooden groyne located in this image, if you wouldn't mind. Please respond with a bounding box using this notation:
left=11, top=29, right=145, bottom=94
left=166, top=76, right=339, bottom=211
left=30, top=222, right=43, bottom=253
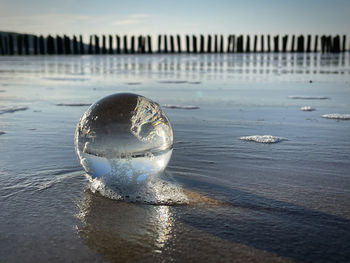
left=0, top=33, right=348, bottom=55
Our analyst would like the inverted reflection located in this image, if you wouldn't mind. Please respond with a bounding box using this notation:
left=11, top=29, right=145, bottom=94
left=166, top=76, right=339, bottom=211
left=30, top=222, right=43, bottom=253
left=77, top=189, right=174, bottom=262
left=0, top=53, right=348, bottom=81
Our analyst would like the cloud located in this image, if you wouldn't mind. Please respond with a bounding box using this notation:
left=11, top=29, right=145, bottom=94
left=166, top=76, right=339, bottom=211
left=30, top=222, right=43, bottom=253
left=112, top=14, right=151, bottom=26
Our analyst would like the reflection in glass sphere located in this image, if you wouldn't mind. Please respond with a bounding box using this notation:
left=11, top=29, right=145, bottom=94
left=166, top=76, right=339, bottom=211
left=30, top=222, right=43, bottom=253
left=75, top=93, right=178, bottom=203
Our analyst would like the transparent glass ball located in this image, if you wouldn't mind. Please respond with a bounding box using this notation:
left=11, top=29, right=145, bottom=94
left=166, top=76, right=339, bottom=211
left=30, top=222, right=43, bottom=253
left=75, top=93, right=173, bottom=185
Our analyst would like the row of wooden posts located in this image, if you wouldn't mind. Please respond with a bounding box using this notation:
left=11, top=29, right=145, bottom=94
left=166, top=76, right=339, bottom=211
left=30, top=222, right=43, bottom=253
left=0, top=34, right=347, bottom=55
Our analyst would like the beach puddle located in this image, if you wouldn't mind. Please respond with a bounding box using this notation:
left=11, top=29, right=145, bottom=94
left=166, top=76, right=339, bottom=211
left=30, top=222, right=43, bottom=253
left=0, top=106, right=29, bottom=115
left=126, top=82, right=142, bottom=85
left=43, top=77, right=89, bottom=82
left=288, top=96, right=329, bottom=100
left=163, top=104, right=200, bottom=110
left=56, top=103, right=92, bottom=107
left=158, top=80, right=188, bottom=84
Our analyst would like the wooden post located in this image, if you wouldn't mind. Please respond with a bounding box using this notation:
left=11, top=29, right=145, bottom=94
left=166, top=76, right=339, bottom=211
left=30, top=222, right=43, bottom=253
left=131, top=36, right=136, bottom=53
left=164, top=35, right=168, bottom=53
left=79, top=35, right=84, bottom=54
left=137, top=36, right=142, bottom=53
left=140, top=36, right=145, bottom=53
left=200, top=35, right=204, bottom=53
left=102, top=35, right=106, bottom=54
left=192, top=35, right=197, bottom=53
left=267, top=35, right=271, bottom=52
left=9, top=34, right=14, bottom=55
left=88, top=36, right=93, bottom=54
left=137, top=36, right=141, bottom=53
left=17, top=35, right=23, bottom=55
left=33, top=35, right=38, bottom=55
left=73, top=35, right=79, bottom=54
left=342, top=35, right=346, bottom=52
left=220, top=35, right=224, bottom=53
left=39, top=35, right=45, bottom=55
left=325, top=36, right=329, bottom=52
left=147, top=35, right=152, bottom=53
left=3, top=36, right=8, bottom=55
left=232, top=35, right=235, bottom=53
left=214, top=34, right=218, bottom=53
left=47, top=35, right=55, bottom=55
left=186, top=35, right=190, bottom=53
left=141, top=36, right=148, bottom=54
left=116, top=35, right=121, bottom=54
left=158, top=35, right=161, bottom=53
left=291, top=35, right=295, bottom=52
left=321, top=36, right=325, bottom=53
left=65, top=35, right=71, bottom=54
left=323, top=36, right=328, bottom=53
left=130, top=36, right=135, bottom=53
left=0, top=36, right=9, bottom=55
left=170, top=35, right=175, bottom=53
left=253, top=35, right=257, bottom=52
left=306, top=35, right=311, bottom=52
left=236, top=36, right=241, bottom=53
left=327, top=36, right=332, bottom=53
left=260, top=35, right=264, bottom=52
left=142, top=36, right=146, bottom=53
left=246, top=35, right=250, bottom=52
left=123, top=35, right=128, bottom=54
left=273, top=35, right=279, bottom=52
left=50, top=35, right=56, bottom=54
left=1, top=36, right=6, bottom=55
left=0, top=35, right=3, bottom=55
left=333, top=35, right=340, bottom=53
left=109, top=35, right=113, bottom=54
left=226, top=35, right=231, bottom=53
left=24, top=34, right=29, bottom=55
left=314, top=35, right=318, bottom=52
left=282, top=35, right=288, bottom=52
left=56, top=36, right=62, bottom=54
left=207, top=35, right=212, bottom=53
left=297, top=35, right=303, bottom=52
left=63, top=35, right=68, bottom=54
left=0, top=36, right=4, bottom=55
left=236, top=35, right=242, bottom=53
left=94, top=35, right=99, bottom=54
left=177, top=35, right=181, bottom=53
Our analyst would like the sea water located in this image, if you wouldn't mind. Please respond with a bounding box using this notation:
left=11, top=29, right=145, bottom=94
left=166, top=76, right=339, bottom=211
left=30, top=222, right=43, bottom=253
left=1, top=53, right=350, bottom=262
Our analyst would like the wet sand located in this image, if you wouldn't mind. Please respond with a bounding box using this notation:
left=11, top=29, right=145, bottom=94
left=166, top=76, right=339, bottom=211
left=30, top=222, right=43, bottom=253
left=0, top=53, right=350, bottom=262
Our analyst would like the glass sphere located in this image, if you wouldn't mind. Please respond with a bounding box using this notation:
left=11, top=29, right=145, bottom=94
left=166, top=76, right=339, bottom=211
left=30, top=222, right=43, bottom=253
left=75, top=93, right=173, bottom=185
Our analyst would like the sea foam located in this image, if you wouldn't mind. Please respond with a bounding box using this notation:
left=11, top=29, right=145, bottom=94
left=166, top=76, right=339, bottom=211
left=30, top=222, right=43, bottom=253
left=301, top=106, right=315, bottom=111
left=240, top=135, right=287, bottom=143
left=322, top=113, right=350, bottom=120
left=88, top=173, right=189, bottom=205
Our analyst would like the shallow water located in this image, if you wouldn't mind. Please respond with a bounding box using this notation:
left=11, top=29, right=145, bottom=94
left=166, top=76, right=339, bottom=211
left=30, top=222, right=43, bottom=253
left=1, top=53, right=350, bottom=262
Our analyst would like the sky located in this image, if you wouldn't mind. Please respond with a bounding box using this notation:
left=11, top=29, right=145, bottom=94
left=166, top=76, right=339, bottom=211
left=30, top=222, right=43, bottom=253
left=0, top=0, right=349, bottom=39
